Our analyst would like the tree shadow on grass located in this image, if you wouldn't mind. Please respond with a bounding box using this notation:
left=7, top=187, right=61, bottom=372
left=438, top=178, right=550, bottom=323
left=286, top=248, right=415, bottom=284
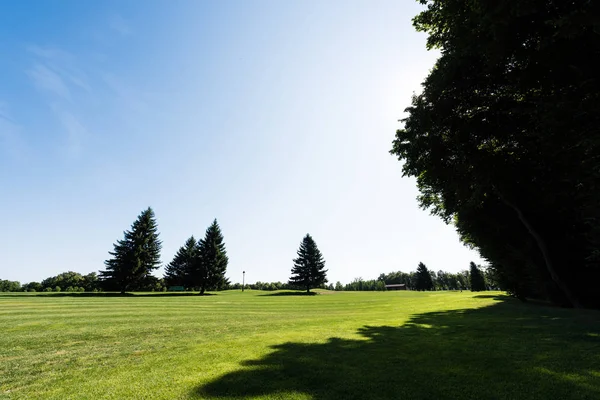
left=197, top=299, right=600, bottom=400
left=0, top=292, right=216, bottom=298
left=472, top=294, right=512, bottom=300
left=259, top=291, right=318, bottom=297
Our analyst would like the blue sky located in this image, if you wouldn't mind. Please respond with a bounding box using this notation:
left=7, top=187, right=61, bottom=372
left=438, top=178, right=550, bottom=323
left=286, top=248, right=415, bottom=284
left=0, top=0, right=483, bottom=285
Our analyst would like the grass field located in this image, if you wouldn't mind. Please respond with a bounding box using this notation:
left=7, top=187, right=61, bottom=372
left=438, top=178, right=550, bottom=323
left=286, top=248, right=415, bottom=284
left=1, top=290, right=599, bottom=399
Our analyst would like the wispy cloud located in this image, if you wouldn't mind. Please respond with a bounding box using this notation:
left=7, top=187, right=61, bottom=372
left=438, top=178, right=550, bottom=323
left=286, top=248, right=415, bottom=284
left=102, top=73, right=148, bottom=114
left=109, top=14, right=131, bottom=36
left=27, top=64, right=72, bottom=100
left=28, top=46, right=91, bottom=93
left=26, top=45, right=93, bottom=157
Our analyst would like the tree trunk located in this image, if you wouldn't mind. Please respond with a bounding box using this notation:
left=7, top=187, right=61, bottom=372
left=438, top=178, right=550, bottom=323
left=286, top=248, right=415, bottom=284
left=306, top=286, right=310, bottom=294
left=495, top=187, right=582, bottom=308
left=200, top=286, right=205, bottom=295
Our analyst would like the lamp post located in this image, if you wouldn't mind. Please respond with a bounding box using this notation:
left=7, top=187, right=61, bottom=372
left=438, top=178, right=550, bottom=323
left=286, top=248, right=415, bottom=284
left=242, top=271, right=245, bottom=292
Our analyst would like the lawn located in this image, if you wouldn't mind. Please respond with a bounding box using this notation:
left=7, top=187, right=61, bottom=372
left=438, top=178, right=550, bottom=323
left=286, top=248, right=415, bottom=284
left=1, top=290, right=599, bottom=399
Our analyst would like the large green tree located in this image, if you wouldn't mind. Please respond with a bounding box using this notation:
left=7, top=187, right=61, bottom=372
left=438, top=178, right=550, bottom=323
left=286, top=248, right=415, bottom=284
left=391, top=0, right=600, bottom=308
left=469, top=262, right=486, bottom=292
left=289, top=234, right=328, bottom=293
left=100, top=207, right=162, bottom=293
left=414, top=262, right=434, bottom=291
left=196, top=219, right=229, bottom=295
left=164, top=236, right=199, bottom=288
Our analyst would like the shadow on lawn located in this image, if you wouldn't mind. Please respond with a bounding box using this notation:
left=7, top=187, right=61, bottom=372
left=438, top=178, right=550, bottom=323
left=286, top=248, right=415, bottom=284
left=0, top=292, right=216, bottom=297
left=259, top=291, right=318, bottom=297
left=197, top=299, right=600, bottom=400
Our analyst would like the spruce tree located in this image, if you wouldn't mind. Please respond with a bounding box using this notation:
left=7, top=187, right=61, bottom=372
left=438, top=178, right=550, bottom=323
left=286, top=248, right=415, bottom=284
left=164, top=236, right=198, bottom=289
left=469, top=261, right=487, bottom=292
left=100, top=207, right=162, bottom=293
left=196, top=219, right=229, bottom=295
left=415, top=262, right=434, bottom=291
left=289, top=234, right=328, bottom=293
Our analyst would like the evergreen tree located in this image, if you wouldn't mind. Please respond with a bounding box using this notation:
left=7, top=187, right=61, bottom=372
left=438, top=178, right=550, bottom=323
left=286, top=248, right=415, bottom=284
left=415, top=262, right=434, bottom=291
left=100, top=207, right=162, bottom=293
left=164, top=236, right=198, bottom=288
left=196, top=219, right=229, bottom=295
left=289, top=234, right=328, bottom=293
left=469, top=262, right=487, bottom=292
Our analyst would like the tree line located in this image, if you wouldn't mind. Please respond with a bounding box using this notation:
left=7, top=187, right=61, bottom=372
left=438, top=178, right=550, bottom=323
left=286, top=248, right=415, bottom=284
left=391, top=1, right=600, bottom=308
left=2, top=209, right=329, bottom=294
left=339, top=261, right=489, bottom=292
left=2, top=208, right=489, bottom=294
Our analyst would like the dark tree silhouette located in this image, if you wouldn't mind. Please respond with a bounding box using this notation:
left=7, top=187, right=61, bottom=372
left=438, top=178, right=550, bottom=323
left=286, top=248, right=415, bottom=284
left=414, top=262, right=434, bottom=291
left=100, top=207, right=162, bottom=293
left=289, top=234, right=328, bottom=293
left=469, top=262, right=486, bottom=292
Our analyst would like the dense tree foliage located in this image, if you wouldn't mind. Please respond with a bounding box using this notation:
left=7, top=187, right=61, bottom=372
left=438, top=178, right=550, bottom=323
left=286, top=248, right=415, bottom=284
left=195, top=219, right=229, bottom=295
left=469, top=262, right=486, bottom=292
left=414, top=262, right=434, bottom=291
left=0, top=280, right=21, bottom=292
left=164, top=236, right=199, bottom=288
left=391, top=0, right=600, bottom=308
left=100, top=207, right=162, bottom=293
left=289, top=234, right=328, bottom=293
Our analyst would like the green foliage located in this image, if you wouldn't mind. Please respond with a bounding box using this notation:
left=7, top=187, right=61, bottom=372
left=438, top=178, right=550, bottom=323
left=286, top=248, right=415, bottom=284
left=164, top=236, right=199, bottom=288
left=195, top=219, right=229, bottom=294
left=38, top=271, right=99, bottom=292
left=289, top=234, right=328, bottom=293
left=344, top=278, right=386, bottom=291
left=469, top=262, right=486, bottom=292
left=100, top=207, right=162, bottom=293
left=415, top=262, right=434, bottom=291
left=0, top=280, right=21, bottom=292
left=391, top=0, right=600, bottom=308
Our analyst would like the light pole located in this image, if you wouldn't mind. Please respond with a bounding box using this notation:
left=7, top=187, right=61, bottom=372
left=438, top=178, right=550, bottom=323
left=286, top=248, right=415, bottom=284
left=242, top=271, right=245, bottom=292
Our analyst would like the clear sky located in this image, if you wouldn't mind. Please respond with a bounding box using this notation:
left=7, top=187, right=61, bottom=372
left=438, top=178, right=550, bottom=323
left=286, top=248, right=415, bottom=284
left=0, top=0, right=483, bottom=285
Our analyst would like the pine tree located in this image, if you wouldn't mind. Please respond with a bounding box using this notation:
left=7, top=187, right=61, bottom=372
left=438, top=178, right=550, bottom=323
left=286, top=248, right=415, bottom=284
left=195, top=219, right=229, bottom=295
left=289, top=234, right=328, bottom=293
left=415, top=262, right=434, bottom=291
left=164, top=236, right=198, bottom=288
left=100, top=207, right=162, bottom=293
left=469, top=261, right=487, bottom=292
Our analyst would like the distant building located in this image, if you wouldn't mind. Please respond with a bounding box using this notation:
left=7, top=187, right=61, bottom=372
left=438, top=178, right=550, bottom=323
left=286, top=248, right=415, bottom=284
left=385, top=284, right=407, bottom=291
left=168, top=286, right=185, bottom=292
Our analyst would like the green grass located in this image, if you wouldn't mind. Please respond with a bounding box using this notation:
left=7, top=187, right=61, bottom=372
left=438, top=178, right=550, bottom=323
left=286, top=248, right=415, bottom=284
left=1, top=290, right=599, bottom=399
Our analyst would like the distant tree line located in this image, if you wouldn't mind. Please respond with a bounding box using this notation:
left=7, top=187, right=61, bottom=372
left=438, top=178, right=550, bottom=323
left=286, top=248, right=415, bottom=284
left=391, top=1, right=600, bottom=308
left=0, top=272, right=103, bottom=293
left=340, top=261, right=492, bottom=292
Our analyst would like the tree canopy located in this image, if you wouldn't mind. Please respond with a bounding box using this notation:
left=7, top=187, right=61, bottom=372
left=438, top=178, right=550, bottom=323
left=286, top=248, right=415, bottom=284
left=414, top=262, right=434, bottom=291
left=289, top=234, right=328, bottom=293
left=391, top=0, right=600, bottom=308
left=469, top=262, right=486, bottom=292
left=196, top=219, right=229, bottom=294
left=100, top=207, right=162, bottom=293
left=164, top=236, right=199, bottom=288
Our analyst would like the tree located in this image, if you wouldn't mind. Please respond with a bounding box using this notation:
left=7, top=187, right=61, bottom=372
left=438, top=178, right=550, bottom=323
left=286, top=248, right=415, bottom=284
left=100, top=207, right=162, bottom=293
left=22, top=282, right=42, bottom=292
left=289, top=234, right=328, bottom=293
left=390, top=0, right=600, bottom=308
left=196, top=219, right=229, bottom=295
left=164, top=236, right=199, bottom=288
left=0, top=280, right=21, bottom=292
left=469, top=262, right=486, bottom=292
left=414, top=262, right=433, bottom=291
left=82, top=273, right=99, bottom=292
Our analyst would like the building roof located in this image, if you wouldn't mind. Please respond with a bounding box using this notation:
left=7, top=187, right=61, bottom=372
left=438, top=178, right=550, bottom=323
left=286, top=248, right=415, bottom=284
left=385, top=284, right=406, bottom=288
